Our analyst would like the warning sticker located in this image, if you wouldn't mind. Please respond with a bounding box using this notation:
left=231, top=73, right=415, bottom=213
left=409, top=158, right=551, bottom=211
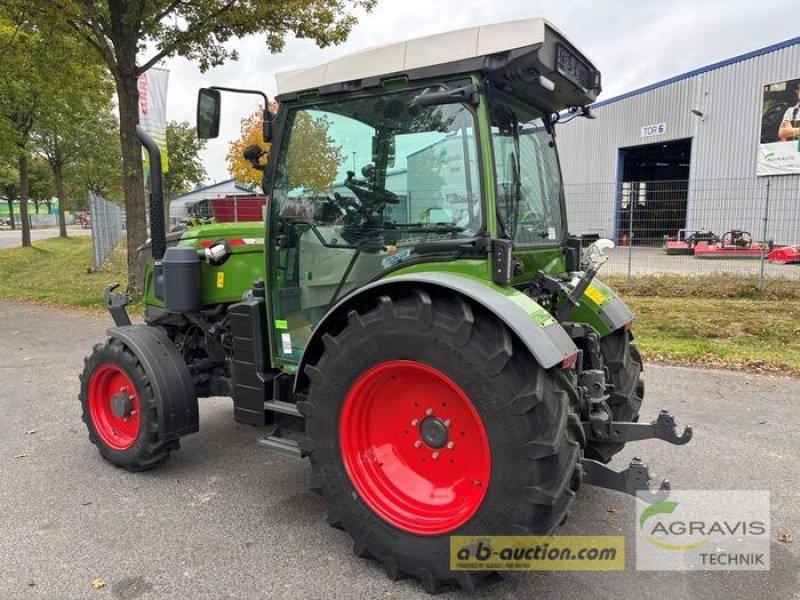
left=281, top=333, right=293, bottom=355
left=216, top=272, right=225, bottom=289
left=584, top=285, right=607, bottom=305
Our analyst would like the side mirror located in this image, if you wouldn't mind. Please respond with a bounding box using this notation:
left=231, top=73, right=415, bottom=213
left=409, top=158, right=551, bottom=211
left=197, top=88, right=221, bottom=139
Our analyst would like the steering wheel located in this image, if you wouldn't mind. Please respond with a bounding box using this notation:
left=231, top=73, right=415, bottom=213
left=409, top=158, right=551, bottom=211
left=721, top=230, right=752, bottom=248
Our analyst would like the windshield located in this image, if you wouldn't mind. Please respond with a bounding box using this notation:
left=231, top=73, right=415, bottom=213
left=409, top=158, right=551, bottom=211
left=272, top=87, right=482, bottom=243
left=490, top=101, right=564, bottom=245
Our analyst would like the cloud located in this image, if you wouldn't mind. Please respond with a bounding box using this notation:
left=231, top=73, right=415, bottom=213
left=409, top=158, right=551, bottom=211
left=160, top=0, right=796, bottom=182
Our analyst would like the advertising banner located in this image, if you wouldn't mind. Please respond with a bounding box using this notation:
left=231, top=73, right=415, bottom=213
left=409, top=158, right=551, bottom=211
left=758, top=77, right=800, bottom=175
left=137, top=67, right=169, bottom=173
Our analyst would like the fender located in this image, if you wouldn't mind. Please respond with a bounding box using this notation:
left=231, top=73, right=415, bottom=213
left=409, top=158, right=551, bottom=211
left=107, top=325, right=199, bottom=440
left=568, top=278, right=634, bottom=337
left=295, top=272, right=578, bottom=393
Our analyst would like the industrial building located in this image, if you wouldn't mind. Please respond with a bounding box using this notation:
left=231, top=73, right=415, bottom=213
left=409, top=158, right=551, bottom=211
left=558, top=37, right=800, bottom=246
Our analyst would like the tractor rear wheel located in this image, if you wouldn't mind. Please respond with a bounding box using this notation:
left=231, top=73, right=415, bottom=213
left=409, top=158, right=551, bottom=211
left=585, top=328, right=644, bottom=463
left=79, top=338, right=178, bottom=471
left=300, top=290, right=584, bottom=593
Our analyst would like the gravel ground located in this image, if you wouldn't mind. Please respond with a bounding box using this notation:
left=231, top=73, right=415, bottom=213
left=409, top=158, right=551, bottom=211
left=0, top=300, right=798, bottom=600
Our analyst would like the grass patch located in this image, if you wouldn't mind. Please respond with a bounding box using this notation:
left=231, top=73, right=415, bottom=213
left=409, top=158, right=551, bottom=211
left=605, top=274, right=799, bottom=300
left=607, top=274, right=800, bottom=375
left=625, top=297, right=800, bottom=376
left=0, top=236, right=128, bottom=308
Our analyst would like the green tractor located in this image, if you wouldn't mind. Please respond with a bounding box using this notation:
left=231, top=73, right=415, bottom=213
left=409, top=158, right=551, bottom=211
left=80, top=18, right=691, bottom=592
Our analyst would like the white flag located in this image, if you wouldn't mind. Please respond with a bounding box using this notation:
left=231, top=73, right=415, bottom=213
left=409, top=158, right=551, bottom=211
left=137, top=67, right=169, bottom=172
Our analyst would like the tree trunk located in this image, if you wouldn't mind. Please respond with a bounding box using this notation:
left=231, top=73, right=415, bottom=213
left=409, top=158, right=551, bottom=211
left=6, top=199, right=15, bottom=229
left=115, top=72, right=147, bottom=293
left=18, top=153, right=31, bottom=247
left=54, top=162, right=68, bottom=237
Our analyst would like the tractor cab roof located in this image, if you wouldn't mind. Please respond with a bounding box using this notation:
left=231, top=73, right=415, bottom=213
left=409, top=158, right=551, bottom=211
left=275, top=18, right=601, bottom=113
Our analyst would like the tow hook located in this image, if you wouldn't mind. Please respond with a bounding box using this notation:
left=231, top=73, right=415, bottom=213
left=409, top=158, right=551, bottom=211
left=583, top=409, right=693, bottom=446
left=104, top=283, right=132, bottom=327
left=581, top=456, right=671, bottom=503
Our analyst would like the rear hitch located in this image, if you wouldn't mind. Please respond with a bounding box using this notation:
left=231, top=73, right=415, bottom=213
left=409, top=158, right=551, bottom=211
left=584, top=409, right=693, bottom=446
left=581, top=457, right=670, bottom=503
left=104, top=283, right=132, bottom=327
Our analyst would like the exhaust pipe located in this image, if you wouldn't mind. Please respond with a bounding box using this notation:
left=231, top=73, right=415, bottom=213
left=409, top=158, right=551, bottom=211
left=135, top=125, right=166, bottom=261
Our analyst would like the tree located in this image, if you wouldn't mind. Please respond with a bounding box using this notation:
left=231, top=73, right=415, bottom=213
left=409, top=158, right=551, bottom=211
left=226, top=103, right=278, bottom=187
left=0, top=163, right=18, bottom=228
left=28, top=157, right=55, bottom=214
left=0, top=16, right=40, bottom=246
left=33, top=56, right=114, bottom=237
left=227, top=105, right=343, bottom=193
left=164, top=121, right=207, bottom=200
left=66, top=110, right=124, bottom=203
left=286, top=113, right=345, bottom=193
left=9, top=0, right=376, bottom=291
left=0, top=10, right=106, bottom=246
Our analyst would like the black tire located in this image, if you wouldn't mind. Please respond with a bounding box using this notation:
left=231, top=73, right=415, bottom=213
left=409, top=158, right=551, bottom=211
left=299, top=289, right=584, bottom=593
left=79, top=338, right=178, bottom=471
left=585, top=328, right=644, bottom=463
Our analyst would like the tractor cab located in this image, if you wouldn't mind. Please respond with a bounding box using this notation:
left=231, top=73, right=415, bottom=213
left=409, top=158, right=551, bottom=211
left=224, top=18, right=604, bottom=364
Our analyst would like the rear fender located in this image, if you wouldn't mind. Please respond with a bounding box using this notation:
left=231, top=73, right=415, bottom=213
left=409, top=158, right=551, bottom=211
left=567, top=278, right=633, bottom=337
left=294, top=272, right=578, bottom=393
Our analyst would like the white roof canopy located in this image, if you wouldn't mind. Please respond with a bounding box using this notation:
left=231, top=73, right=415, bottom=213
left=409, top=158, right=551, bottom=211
left=276, top=18, right=557, bottom=97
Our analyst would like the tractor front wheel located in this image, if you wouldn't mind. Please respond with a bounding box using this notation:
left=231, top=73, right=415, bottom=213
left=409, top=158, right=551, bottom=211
left=79, top=338, right=178, bottom=471
left=300, top=290, right=584, bottom=592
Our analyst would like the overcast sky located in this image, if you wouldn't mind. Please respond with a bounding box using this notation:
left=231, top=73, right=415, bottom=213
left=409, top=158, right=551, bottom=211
left=160, top=0, right=798, bottom=183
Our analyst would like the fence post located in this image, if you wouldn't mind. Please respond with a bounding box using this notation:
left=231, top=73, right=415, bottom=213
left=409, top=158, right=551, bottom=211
left=758, top=180, right=771, bottom=290
left=627, top=187, right=634, bottom=281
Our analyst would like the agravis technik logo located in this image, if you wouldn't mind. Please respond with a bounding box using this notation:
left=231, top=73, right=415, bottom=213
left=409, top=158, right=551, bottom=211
left=636, top=491, right=770, bottom=571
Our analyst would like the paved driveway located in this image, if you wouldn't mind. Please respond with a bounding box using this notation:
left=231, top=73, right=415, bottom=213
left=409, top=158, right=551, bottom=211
left=0, top=301, right=797, bottom=599
left=0, top=227, right=92, bottom=249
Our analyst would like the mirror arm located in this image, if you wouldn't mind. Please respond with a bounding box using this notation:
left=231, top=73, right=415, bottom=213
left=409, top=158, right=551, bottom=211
left=210, top=86, right=273, bottom=142
left=209, top=86, right=268, bottom=107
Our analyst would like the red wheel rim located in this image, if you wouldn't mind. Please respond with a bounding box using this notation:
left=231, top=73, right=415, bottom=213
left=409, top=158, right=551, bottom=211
left=339, top=360, right=491, bottom=535
left=88, top=363, right=141, bottom=450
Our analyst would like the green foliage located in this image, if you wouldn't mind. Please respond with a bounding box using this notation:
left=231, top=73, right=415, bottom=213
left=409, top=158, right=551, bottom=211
left=27, top=156, right=54, bottom=202
left=4, top=0, right=376, bottom=289
left=62, top=109, right=124, bottom=203
left=0, top=163, right=18, bottom=199
left=164, top=121, right=207, bottom=199
left=0, top=8, right=118, bottom=241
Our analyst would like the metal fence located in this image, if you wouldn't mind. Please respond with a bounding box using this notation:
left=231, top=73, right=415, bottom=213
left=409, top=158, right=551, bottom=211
left=564, top=177, right=800, bottom=283
left=89, top=191, right=125, bottom=271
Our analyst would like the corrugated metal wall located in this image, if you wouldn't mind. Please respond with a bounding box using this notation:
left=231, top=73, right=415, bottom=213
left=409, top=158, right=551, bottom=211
left=558, top=42, right=800, bottom=245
